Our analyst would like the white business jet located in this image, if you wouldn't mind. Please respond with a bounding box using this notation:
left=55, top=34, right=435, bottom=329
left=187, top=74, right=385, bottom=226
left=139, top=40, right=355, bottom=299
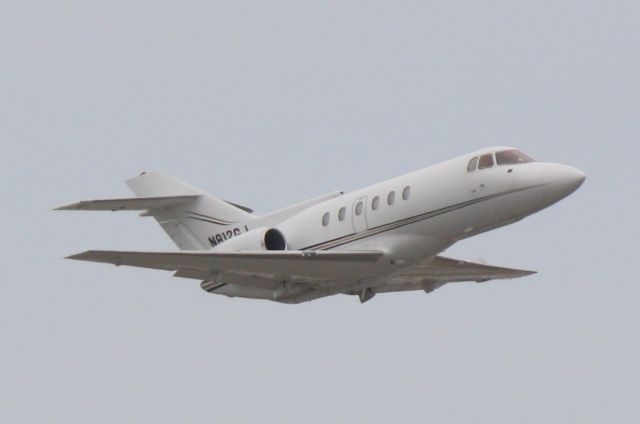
left=57, top=147, right=585, bottom=304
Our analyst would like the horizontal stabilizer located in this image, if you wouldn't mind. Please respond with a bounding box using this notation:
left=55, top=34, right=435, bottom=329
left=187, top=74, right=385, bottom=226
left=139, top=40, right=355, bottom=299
left=54, top=195, right=200, bottom=211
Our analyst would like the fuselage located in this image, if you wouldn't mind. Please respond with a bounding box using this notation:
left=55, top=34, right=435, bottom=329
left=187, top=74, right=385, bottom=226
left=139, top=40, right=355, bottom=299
left=276, top=147, right=584, bottom=258
left=211, top=146, right=585, bottom=301
left=59, top=147, right=586, bottom=304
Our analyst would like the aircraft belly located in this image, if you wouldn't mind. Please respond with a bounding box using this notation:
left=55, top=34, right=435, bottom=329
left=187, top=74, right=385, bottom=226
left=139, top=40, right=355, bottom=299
left=205, top=281, right=369, bottom=304
left=199, top=251, right=398, bottom=302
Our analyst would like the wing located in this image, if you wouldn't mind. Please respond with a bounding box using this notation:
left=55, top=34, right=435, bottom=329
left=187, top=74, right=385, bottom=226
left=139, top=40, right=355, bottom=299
left=67, top=250, right=534, bottom=303
left=376, top=255, right=536, bottom=294
left=67, top=249, right=387, bottom=289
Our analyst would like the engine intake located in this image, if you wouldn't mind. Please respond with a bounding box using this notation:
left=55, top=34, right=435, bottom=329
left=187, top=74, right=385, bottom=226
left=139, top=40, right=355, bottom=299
left=264, top=228, right=286, bottom=250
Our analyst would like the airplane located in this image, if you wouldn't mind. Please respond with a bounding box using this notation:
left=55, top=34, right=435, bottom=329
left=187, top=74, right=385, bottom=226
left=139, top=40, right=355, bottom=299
left=57, top=147, right=585, bottom=304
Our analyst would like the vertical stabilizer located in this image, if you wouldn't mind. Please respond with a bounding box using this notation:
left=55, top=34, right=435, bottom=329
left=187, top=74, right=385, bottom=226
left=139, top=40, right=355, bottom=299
left=126, top=171, right=255, bottom=250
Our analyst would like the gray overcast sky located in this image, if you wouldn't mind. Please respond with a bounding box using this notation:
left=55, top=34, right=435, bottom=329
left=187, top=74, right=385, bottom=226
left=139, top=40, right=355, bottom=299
left=2, top=1, right=638, bottom=422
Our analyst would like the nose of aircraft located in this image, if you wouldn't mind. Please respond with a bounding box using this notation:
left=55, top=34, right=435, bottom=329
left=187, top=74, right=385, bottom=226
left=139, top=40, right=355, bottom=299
left=543, top=164, right=586, bottom=202
left=554, top=164, right=586, bottom=194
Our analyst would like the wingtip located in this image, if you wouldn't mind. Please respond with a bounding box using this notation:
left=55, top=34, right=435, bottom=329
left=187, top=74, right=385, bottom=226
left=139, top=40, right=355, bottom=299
left=65, top=251, right=92, bottom=260
left=53, top=203, right=77, bottom=211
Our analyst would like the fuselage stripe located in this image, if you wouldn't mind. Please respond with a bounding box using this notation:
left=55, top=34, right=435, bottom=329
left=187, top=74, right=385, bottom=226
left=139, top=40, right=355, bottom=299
left=301, top=186, right=533, bottom=251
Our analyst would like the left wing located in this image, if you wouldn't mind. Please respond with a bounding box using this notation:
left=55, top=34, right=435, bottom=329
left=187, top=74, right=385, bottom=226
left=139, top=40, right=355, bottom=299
left=67, top=249, right=388, bottom=289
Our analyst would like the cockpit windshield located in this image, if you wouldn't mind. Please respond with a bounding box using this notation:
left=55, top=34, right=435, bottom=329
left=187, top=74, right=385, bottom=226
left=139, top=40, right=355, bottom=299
left=495, top=150, right=535, bottom=165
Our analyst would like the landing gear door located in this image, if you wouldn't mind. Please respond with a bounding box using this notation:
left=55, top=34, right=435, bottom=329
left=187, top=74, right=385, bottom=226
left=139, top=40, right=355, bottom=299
left=352, top=196, right=368, bottom=233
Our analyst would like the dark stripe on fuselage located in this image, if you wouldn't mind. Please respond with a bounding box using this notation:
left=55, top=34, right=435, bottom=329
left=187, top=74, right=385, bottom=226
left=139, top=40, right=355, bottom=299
left=301, top=186, right=535, bottom=251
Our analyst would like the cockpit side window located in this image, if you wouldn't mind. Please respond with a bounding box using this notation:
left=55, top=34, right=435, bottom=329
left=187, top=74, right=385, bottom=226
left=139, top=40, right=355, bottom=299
left=478, top=153, right=495, bottom=169
left=495, top=149, right=535, bottom=165
left=467, top=157, right=478, bottom=172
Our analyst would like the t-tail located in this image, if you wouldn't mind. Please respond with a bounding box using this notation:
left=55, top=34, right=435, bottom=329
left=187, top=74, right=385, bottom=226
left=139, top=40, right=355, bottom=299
left=56, top=171, right=257, bottom=250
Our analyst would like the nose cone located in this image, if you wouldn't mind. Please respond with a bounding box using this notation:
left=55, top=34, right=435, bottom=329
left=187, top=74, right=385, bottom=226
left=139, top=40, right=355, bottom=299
left=511, top=162, right=586, bottom=217
left=541, top=164, right=586, bottom=204
left=555, top=164, right=586, bottom=195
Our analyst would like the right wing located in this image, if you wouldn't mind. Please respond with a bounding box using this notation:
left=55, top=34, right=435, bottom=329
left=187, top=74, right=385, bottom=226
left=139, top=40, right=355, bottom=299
left=377, top=255, right=536, bottom=294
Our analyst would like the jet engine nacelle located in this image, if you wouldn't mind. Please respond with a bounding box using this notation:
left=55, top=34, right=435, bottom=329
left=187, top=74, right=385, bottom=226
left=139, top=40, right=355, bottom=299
left=213, top=227, right=287, bottom=251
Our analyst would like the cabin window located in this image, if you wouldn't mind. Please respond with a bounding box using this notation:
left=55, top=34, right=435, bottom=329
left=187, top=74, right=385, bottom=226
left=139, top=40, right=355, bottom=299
left=371, top=196, right=380, bottom=210
left=478, top=153, right=495, bottom=169
left=338, top=207, right=346, bottom=221
left=467, top=157, right=478, bottom=172
left=402, top=186, right=410, bottom=200
left=355, top=201, right=364, bottom=216
left=322, top=212, right=330, bottom=226
left=495, top=149, right=535, bottom=165
left=387, top=191, right=395, bottom=205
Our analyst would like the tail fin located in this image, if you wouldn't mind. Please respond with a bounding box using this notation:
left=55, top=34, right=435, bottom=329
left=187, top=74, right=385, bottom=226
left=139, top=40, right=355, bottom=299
left=126, top=171, right=255, bottom=250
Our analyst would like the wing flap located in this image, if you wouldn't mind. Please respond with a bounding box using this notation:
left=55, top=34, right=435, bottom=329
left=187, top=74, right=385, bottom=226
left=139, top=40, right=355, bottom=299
left=54, top=195, right=200, bottom=211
